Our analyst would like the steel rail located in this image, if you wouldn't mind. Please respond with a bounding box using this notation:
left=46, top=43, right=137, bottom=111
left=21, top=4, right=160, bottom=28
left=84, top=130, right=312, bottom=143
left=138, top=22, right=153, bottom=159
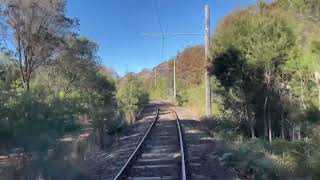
left=113, top=105, right=159, bottom=180
left=171, top=107, right=187, bottom=180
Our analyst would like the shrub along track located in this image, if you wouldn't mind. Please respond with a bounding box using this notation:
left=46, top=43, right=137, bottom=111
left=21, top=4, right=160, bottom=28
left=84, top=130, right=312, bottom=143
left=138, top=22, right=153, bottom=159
left=113, top=102, right=186, bottom=180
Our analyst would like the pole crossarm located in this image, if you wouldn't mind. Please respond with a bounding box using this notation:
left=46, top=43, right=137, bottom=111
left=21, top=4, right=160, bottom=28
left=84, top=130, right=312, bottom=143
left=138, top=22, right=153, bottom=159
left=142, top=33, right=204, bottom=38
left=138, top=75, right=154, bottom=78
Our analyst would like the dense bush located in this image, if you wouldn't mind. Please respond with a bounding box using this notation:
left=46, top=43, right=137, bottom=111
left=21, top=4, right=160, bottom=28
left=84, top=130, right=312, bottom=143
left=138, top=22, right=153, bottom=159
left=117, top=73, right=149, bottom=124
left=0, top=87, right=78, bottom=151
left=0, top=40, right=117, bottom=153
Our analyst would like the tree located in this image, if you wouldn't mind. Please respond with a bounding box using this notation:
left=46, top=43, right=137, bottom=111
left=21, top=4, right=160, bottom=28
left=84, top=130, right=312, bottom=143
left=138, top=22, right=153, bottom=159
left=311, top=41, right=320, bottom=110
left=88, top=70, right=117, bottom=148
left=55, top=35, right=100, bottom=94
left=175, top=46, right=205, bottom=86
left=211, top=4, right=295, bottom=143
left=0, top=0, right=77, bottom=90
left=117, top=73, right=149, bottom=124
left=245, top=8, right=295, bottom=143
left=212, top=48, right=261, bottom=138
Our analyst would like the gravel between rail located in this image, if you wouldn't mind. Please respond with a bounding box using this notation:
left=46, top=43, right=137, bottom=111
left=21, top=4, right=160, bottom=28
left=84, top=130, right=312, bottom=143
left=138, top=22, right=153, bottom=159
left=121, top=103, right=182, bottom=179
left=85, top=103, right=238, bottom=180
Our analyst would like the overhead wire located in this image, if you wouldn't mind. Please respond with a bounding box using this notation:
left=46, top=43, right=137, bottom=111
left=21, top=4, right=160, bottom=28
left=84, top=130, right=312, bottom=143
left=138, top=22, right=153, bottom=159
left=153, top=0, right=165, bottom=61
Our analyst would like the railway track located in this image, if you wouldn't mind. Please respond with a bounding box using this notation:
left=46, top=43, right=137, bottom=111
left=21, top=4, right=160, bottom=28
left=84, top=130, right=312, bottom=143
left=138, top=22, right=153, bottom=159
left=113, top=103, right=187, bottom=180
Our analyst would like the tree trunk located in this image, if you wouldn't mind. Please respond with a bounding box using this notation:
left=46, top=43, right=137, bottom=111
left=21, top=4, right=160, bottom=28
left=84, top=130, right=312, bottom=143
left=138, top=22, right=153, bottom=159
left=300, top=73, right=306, bottom=110
left=268, top=107, right=272, bottom=144
left=132, top=111, right=135, bottom=124
left=129, top=111, right=135, bottom=124
left=99, top=128, right=104, bottom=149
left=281, top=109, right=285, bottom=139
left=250, top=119, right=255, bottom=139
left=244, top=95, right=255, bottom=138
left=318, top=87, right=320, bottom=111
left=247, top=105, right=255, bottom=138
left=26, top=80, right=30, bottom=91
left=264, top=96, right=268, bottom=139
left=297, top=125, right=301, bottom=141
left=292, top=127, right=295, bottom=141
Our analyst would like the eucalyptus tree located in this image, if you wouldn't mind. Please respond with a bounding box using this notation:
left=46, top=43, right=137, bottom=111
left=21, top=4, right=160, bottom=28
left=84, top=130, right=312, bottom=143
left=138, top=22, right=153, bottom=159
left=0, top=0, right=77, bottom=90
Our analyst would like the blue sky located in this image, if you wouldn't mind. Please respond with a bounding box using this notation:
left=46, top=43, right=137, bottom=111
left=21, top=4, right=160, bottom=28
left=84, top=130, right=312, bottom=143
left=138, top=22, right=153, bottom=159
left=66, top=0, right=257, bottom=76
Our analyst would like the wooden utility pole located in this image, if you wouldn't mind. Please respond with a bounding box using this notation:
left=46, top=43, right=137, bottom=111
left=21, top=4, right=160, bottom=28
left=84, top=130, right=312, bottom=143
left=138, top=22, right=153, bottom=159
left=173, top=57, right=176, bottom=101
left=205, top=5, right=212, bottom=116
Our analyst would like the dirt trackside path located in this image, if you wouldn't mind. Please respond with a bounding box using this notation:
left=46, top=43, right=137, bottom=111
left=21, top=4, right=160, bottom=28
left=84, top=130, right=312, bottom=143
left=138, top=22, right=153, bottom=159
left=173, top=106, right=238, bottom=180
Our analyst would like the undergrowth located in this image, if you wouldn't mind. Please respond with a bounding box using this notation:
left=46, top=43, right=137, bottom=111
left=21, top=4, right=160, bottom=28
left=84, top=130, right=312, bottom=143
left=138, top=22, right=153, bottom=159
left=200, top=117, right=320, bottom=180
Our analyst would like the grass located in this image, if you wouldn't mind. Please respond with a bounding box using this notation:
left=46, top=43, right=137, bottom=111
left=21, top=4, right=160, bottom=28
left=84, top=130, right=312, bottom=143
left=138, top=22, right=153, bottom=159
left=199, top=117, right=319, bottom=180
left=176, top=85, right=221, bottom=117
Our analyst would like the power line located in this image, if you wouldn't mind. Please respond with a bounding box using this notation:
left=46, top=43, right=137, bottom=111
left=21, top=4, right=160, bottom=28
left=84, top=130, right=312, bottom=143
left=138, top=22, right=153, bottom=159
left=153, top=0, right=165, bottom=61
left=153, top=0, right=164, bottom=37
left=142, top=33, right=204, bottom=38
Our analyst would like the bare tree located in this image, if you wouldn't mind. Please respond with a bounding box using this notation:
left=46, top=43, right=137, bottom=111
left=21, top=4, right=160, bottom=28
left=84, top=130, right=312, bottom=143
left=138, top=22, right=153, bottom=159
left=1, top=0, right=77, bottom=90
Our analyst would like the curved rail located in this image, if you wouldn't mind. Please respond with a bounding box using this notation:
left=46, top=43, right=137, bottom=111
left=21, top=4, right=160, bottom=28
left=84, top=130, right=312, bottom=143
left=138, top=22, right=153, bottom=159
left=171, top=107, right=187, bottom=180
left=113, top=105, right=159, bottom=180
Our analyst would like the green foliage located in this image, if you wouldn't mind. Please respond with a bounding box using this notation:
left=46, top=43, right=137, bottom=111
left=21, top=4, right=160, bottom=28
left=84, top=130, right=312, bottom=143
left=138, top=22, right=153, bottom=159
left=209, top=0, right=320, bottom=141
left=201, top=116, right=320, bottom=179
left=148, top=77, right=171, bottom=100
left=1, top=0, right=78, bottom=90
left=176, top=83, right=205, bottom=114
left=0, top=36, right=117, bottom=152
left=308, top=149, right=320, bottom=178
left=141, top=1, right=320, bottom=178
left=0, top=0, right=122, bottom=178
left=197, top=1, right=320, bottom=178
left=117, top=73, right=149, bottom=124
left=201, top=116, right=242, bottom=141
left=0, top=88, right=77, bottom=151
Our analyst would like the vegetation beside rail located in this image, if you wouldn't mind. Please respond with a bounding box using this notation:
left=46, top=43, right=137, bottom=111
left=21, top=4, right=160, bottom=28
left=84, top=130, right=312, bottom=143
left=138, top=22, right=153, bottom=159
left=0, top=0, right=149, bottom=179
